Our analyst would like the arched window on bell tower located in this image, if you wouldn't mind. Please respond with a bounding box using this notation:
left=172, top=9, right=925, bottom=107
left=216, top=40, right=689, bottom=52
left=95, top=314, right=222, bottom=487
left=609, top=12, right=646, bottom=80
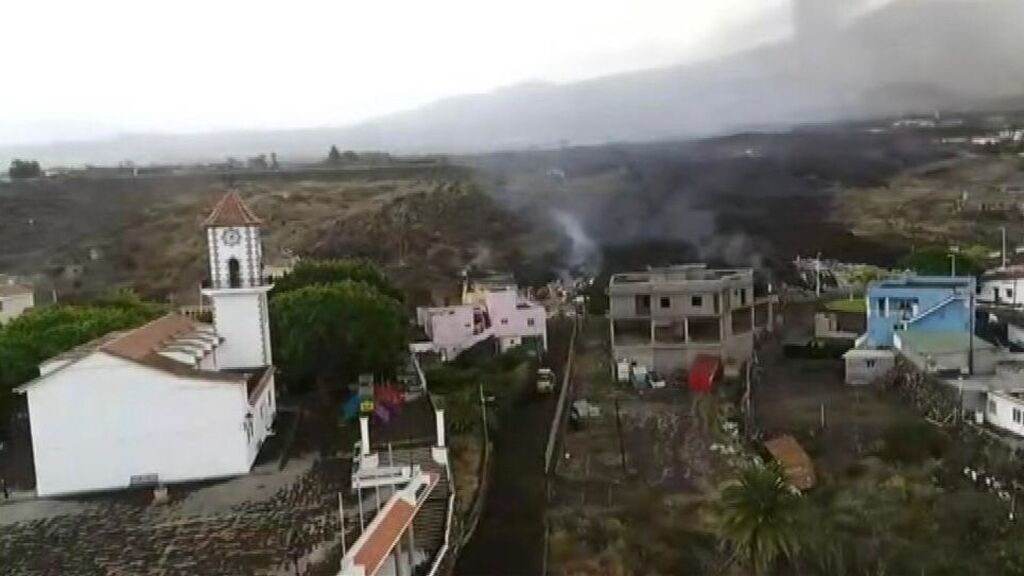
left=228, top=258, right=241, bottom=288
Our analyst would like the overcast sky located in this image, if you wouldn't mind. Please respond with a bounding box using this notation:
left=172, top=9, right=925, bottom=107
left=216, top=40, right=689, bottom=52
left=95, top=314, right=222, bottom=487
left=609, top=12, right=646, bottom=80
left=1, top=0, right=856, bottom=146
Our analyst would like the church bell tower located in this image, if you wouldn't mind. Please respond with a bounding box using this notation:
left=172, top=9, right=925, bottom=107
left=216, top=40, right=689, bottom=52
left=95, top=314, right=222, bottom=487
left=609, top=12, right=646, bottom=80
left=201, top=190, right=273, bottom=369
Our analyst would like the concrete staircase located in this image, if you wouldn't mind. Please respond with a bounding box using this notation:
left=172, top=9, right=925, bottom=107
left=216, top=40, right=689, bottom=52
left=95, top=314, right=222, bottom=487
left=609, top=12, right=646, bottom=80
left=403, top=447, right=450, bottom=558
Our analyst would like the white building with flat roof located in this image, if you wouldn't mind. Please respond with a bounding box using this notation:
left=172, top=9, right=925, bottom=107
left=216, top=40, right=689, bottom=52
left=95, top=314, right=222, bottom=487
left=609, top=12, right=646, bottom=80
left=607, top=264, right=776, bottom=376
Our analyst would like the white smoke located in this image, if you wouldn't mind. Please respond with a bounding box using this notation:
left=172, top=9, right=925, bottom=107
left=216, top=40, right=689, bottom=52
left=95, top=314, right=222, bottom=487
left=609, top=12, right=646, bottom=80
left=551, top=209, right=602, bottom=275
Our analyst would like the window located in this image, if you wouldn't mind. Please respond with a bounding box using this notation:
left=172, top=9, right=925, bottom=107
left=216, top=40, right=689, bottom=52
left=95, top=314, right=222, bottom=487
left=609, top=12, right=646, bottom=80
left=866, top=359, right=877, bottom=368
left=228, top=257, right=242, bottom=288
left=660, top=297, right=671, bottom=309
left=989, top=400, right=997, bottom=414
left=501, top=318, right=508, bottom=325
left=1009, top=289, right=1015, bottom=299
left=527, top=318, right=535, bottom=327
left=1014, top=408, right=1022, bottom=424
left=692, top=295, right=703, bottom=307
left=740, top=288, right=747, bottom=305
left=635, top=294, right=651, bottom=314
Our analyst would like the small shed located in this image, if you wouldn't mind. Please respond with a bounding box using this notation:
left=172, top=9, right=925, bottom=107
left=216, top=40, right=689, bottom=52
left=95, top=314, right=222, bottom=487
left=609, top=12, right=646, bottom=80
left=688, top=354, right=721, bottom=393
left=764, top=434, right=816, bottom=491
left=842, top=348, right=896, bottom=385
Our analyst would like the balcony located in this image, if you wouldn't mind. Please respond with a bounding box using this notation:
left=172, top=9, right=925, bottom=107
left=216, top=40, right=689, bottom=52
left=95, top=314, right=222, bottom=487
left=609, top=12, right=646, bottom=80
left=201, top=275, right=274, bottom=290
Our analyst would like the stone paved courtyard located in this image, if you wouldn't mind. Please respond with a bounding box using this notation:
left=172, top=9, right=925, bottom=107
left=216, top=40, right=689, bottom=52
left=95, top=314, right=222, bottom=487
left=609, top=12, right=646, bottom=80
left=0, top=454, right=353, bottom=576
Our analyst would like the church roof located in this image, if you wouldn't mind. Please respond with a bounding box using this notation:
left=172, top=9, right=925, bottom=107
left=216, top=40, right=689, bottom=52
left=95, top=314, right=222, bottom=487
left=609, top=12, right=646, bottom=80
left=16, top=314, right=262, bottom=393
left=202, top=190, right=262, bottom=227
left=101, top=314, right=198, bottom=361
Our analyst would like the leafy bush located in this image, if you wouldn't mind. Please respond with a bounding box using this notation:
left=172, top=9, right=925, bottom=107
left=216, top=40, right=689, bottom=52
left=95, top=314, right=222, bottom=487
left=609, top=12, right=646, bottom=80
left=880, top=419, right=951, bottom=464
left=899, top=247, right=984, bottom=277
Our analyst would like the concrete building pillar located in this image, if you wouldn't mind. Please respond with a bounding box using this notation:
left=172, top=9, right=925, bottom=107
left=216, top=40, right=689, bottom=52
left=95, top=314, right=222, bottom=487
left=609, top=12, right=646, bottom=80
left=406, top=521, right=416, bottom=572
left=359, top=416, right=371, bottom=457
left=683, top=317, right=690, bottom=343
left=435, top=409, right=446, bottom=448
left=393, top=538, right=405, bottom=576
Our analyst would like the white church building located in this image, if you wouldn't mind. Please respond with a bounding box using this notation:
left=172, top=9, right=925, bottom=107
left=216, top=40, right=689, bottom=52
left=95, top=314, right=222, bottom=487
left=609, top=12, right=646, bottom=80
left=16, top=191, right=277, bottom=497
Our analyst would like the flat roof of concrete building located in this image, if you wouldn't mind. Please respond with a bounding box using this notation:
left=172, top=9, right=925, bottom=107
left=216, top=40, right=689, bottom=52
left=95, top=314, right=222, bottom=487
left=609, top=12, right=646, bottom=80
left=898, top=330, right=996, bottom=354
left=609, top=265, right=752, bottom=290
left=871, top=275, right=974, bottom=291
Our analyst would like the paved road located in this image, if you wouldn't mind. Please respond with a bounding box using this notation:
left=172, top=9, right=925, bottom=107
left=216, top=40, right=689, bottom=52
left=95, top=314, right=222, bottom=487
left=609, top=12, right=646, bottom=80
left=454, top=320, right=571, bottom=576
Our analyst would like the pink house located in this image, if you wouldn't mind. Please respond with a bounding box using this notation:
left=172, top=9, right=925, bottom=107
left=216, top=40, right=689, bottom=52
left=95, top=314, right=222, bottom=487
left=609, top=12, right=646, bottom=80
left=416, top=277, right=547, bottom=361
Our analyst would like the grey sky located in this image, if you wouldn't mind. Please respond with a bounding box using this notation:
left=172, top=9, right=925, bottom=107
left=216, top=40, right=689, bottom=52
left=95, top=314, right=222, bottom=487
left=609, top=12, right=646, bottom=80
left=0, top=0, right=817, bottom=146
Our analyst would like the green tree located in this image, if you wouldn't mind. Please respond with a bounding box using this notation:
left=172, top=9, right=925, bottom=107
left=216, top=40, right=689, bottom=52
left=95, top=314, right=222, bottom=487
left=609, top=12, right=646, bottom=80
left=269, top=281, right=407, bottom=390
left=8, top=159, right=42, bottom=179
left=327, top=145, right=342, bottom=164
left=272, top=259, right=403, bottom=301
left=847, top=265, right=887, bottom=289
left=341, top=150, right=359, bottom=162
left=442, top=387, right=478, bottom=434
left=712, top=464, right=807, bottom=575
left=899, top=246, right=984, bottom=277
left=0, top=294, right=163, bottom=419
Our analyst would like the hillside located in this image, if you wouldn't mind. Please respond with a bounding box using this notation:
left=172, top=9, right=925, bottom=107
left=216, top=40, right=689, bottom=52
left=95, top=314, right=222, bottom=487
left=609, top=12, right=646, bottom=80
left=0, top=165, right=560, bottom=305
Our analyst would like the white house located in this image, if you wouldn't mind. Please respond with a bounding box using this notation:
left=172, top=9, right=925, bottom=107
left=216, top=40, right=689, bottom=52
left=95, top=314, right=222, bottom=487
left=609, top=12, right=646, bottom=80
left=986, top=391, right=1024, bottom=437
left=0, top=284, right=34, bottom=324
left=842, top=348, right=896, bottom=385
left=978, top=267, right=1024, bottom=308
left=16, top=191, right=277, bottom=497
left=416, top=276, right=547, bottom=361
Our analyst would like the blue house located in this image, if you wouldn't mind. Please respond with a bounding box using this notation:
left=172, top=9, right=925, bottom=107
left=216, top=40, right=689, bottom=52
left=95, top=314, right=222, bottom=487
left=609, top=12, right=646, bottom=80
left=863, top=276, right=975, bottom=348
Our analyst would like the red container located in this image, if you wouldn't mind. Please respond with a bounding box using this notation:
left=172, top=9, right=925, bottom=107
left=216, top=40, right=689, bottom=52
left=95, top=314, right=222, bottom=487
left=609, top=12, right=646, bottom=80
left=688, top=354, right=721, bottom=394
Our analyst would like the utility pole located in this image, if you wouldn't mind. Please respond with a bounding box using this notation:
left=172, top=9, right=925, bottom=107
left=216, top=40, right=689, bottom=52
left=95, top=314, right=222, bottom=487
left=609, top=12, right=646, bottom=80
left=479, top=382, right=489, bottom=447
left=614, top=398, right=627, bottom=475
left=950, top=253, right=957, bottom=277
left=815, top=253, right=822, bottom=297
left=969, top=289, right=975, bottom=375
left=338, top=492, right=348, bottom=556
left=1002, top=226, right=1009, bottom=270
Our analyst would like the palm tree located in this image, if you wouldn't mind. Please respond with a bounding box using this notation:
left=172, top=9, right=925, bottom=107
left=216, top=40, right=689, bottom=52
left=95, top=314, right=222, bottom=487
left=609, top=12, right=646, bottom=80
left=712, top=464, right=806, bottom=575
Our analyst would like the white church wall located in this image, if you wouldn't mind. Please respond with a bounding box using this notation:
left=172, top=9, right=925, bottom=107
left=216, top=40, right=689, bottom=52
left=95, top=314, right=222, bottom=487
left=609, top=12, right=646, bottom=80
left=211, top=290, right=271, bottom=369
left=246, top=373, right=277, bottom=467
left=26, top=352, right=251, bottom=497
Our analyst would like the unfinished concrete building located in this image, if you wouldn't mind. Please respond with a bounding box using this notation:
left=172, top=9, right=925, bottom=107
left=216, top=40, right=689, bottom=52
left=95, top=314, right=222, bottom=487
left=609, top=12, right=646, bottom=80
left=608, top=265, right=776, bottom=376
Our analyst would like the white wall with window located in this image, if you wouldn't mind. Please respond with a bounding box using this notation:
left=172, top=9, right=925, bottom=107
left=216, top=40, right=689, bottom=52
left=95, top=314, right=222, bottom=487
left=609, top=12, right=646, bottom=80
left=978, top=276, right=1024, bottom=308
left=842, top=348, right=895, bottom=385
left=986, top=391, right=1024, bottom=437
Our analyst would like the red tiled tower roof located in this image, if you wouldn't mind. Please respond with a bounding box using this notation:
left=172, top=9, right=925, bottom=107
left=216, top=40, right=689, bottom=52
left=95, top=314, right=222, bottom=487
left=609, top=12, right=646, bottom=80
left=202, top=190, right=262, bottom=227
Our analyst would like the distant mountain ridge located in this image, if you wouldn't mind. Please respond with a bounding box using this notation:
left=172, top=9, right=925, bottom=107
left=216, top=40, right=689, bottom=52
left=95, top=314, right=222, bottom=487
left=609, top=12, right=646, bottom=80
left=3, top=0, right=1022, bottom=166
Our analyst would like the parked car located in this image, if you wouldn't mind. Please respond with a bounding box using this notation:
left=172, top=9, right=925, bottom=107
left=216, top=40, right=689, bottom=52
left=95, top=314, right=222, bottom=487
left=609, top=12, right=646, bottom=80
left=536, top=367, right=555, bottom=393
